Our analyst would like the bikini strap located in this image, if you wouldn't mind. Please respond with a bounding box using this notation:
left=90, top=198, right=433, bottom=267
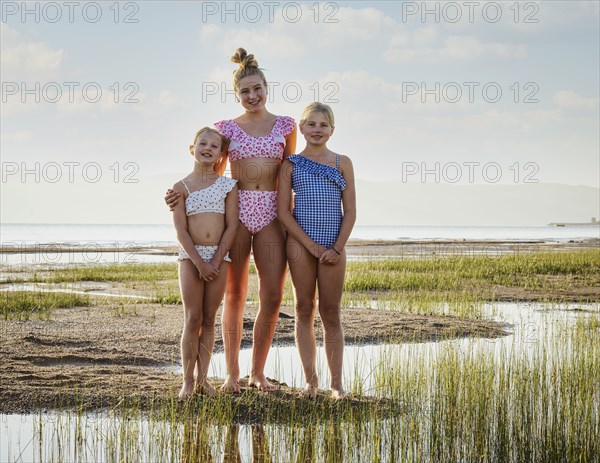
left=335, top=154, right=340, bottom=171
left=180, top=179, right=191, bottom=194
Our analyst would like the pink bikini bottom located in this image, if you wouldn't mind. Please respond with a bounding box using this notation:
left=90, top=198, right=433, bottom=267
left=238, top=190, right=278, bottom=235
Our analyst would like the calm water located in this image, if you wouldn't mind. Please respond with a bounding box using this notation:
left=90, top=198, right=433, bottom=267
left=2, top=223, right=598, bottom=247
left=1, top=302, right=597, bottom=462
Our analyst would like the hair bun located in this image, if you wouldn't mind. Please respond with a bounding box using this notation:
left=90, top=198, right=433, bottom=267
left=231, top=47, right=259, bottom=68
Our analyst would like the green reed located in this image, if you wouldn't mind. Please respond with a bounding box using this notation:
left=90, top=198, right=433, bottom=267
left=344, top=249, right=599, bottom=294
left=9, top=305, right=599, bottom=462
left=372, top=309, right=600, bottom=462
left=1, top=290, right=90, bottom=320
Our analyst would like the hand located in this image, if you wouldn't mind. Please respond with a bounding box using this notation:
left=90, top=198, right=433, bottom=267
left=197, top=261, right=219, bottom=281
left=311, top=244, right=327, bottom=259
left=165, top=189, right=181, bottom=211
left=319, top=248, right=340, bottom=265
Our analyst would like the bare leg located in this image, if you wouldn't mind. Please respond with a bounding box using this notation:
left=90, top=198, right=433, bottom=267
left=195, top=261, right=229, bottom=397
left=296, top=426, right=315, bottom=463
left=251, top=425, right=272, bottom=463
left=178, top=259, right=205, bottom=400
left=223, top=425, right=242, bottom=463
left=287, top=236, right=319, bottom=399
left=249, top=219, right=287, bottom=391
left=317, top=250, right=347, bottom=400
left=221, top=224, right=252, bottom=393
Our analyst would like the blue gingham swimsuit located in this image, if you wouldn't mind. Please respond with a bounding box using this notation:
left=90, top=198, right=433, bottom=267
left=288, top=154, right=347, bottom=248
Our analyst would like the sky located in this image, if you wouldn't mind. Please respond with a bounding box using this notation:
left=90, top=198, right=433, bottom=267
left=1, top=1, right=599, bottom=225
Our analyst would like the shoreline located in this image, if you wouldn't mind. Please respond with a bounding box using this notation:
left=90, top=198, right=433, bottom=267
left=0, top=302, right=509, bottom=415
left=1, top=237, right=598, bottom=255
left=1, top=244, right=598, bottom=414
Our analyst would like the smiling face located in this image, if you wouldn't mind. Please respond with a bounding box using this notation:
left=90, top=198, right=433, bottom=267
left=299, top=111, right=335, bottom=147
left=190, top=131, right=223, bottom=166
left=237, top=75, right=268, bottom=112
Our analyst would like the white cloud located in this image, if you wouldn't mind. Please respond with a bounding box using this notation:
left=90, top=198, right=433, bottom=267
left=157, top=90, right=180, bottom=108
left=552, top=91, right=599, bottom=110
left=0, top=131, right=34, bottom=142
left=0, top=24, right=64, bottom=79
left=385, top=34, right=527, bottom=63
left=198, top=5, right=398, bottom=60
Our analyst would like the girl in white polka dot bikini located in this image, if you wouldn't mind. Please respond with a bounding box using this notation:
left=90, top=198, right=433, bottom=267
left=171, top=127, right=239, bottom=399
left=166, top=48, right=297, bottom=394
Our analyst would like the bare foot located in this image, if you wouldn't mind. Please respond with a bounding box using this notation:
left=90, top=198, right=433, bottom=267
left=298, top=384, right=318, bottom=399
left=249, top=374, right=277, bottom=392
left=331, top=387, right=348, bottom=400
left=220, top=376, right=241, bottom=394
left=178, top=380, right=195, bottom=400
left=196, top=380, right=217, bottom=397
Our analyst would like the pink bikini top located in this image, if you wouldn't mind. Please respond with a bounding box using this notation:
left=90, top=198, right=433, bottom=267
left=214, top=116, right=295, bottom=161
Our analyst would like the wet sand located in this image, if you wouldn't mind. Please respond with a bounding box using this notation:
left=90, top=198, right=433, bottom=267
left=0, top=301, right=509, bottom=414
left=1, top=239, right=597, bottom=414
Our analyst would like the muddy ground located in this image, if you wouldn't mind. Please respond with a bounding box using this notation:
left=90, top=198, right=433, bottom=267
left=0, top=302, right=508, bottom=414
left=1, top=239, right=597, bottom=414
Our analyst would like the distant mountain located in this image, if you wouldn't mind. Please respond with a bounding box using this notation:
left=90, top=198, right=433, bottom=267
left=355, top=181, right=599, bottom=226
left=1, top=174, right=598, bottom=227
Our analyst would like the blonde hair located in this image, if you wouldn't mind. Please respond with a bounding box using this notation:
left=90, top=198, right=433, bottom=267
left=299, top=102, right=335, bottom=128
left=191, top=127, right=229, bottom=153
left=231, top=48, right=268, bottom=93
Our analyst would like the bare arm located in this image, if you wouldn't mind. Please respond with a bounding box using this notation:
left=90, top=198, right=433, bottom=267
left=171, top=182, right=218, bottom=279
left=209, top=185, right=239, bottom=269
left=277, top=160, right=326, bottom=258
left=282, top=124, right=297, bottom=160
left=317, top=155, right=356, bottom=265
left=165, top=188, right=180, bottom=211
left=333, top=155, right=357, bottom=252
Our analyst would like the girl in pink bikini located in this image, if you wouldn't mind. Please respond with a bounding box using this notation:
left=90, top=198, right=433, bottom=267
left=166, top=48, right=297, bottom=393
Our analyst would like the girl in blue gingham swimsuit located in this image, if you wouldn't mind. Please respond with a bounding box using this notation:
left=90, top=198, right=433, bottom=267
left=277, top=102, right=357, bottom=400
left=287, top=154, right=346, bottom=247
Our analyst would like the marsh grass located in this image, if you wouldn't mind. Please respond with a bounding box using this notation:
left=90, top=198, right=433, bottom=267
left=345, top=249, right=600, bottom=294
left=1, top=291, right=90, bottom=320
left=372, top=312, right=600, bottom=462
left=3, top=251, right=599, bottom=460
left=31, top=263, right=178, bottom=283
left=28, top=388, right=397, bottom=463
left=8, top=250, right=596, bottom=316
left=6, top=307, right=599, bottom=462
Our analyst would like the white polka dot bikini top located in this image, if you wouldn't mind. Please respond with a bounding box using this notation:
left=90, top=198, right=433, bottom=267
left=180, top=176, right=237, bottom=216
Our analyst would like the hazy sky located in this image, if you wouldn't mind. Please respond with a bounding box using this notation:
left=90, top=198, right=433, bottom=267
left=1, top=1, right=599, bottom=225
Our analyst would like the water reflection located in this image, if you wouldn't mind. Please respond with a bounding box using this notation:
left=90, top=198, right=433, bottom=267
left=2, top=302, right=597, bottom=462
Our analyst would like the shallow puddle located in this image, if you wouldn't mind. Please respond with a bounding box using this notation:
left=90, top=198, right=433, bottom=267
left=2, top=302, right=597, bottom=462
